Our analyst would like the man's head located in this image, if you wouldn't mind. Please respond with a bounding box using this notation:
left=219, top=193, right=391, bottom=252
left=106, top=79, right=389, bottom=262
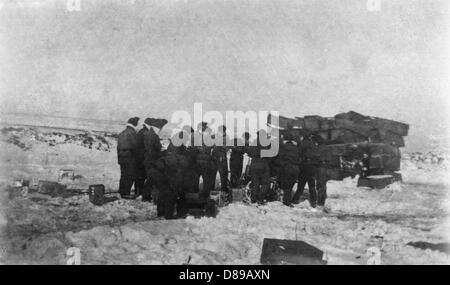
left=143, top=118, right=153, bottom=128
left=127, top=117, right=140, bottom=127
left=144, top=118, right=168, bottom=129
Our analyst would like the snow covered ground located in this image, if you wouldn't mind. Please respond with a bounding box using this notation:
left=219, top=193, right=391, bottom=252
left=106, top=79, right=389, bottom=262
left=0, top=125, right=449, bottom=265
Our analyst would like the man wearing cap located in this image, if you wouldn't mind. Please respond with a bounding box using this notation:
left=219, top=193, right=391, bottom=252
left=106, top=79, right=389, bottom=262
left=117, top=117, right=139, bottom=198
left=159, top=130, right=189, bottom=218
left=142, top=118, right=163, bottom=202
left=292, top=134, right=321, bottom=208
left=135, top=120, right=148, bottom=198
left=148, top=155, right=175, bottom=218
left=277, top=132, right=301, bottom=207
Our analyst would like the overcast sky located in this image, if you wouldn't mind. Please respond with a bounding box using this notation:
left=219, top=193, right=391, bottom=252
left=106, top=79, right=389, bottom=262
left=0, top=0, right=449, bottom=151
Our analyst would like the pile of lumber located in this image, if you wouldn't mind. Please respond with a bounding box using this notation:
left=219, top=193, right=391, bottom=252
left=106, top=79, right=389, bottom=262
left=268, top=111, right=409, bottom=188
left=269, top=111, right=409, bottom=146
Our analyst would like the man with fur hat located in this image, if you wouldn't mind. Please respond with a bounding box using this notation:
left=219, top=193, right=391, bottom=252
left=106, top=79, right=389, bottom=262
left=117, top=117, right=139, bottom=198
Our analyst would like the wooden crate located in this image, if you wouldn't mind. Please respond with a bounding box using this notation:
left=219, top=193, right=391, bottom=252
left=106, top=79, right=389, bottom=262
left=369, top=155, right=384, bottom=169
left=379, top=131, right=405, bottom=147
left=231, top=188, right=244, bottom=203
left=357, top=175, right=394, bottom=189
left=319, top=118, right=336, bottom=131
left=260, top=238, right=327, bottom=265
left=334, top=111, right=368, bottom=123
left=89, top=184, right=105, bottom=206
left=38, top=180, right=67, bottom=196
left=304, top=116, right=322, bottom=131
left=326, top=168, right=344, bottom=181
left=373, top=118, right=409, bottom=136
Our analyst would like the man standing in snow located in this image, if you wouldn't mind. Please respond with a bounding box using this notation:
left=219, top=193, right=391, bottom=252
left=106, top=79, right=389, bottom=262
left=117, top=117, right=140, bottom=199
left=311, top=136, right=330, bottom=212
left=292, top=134, right=320, bottom=207
left=167, top=129, right=193, bottom=217
left=163, top=131, right=190, bottom=218
left=149, top=155, right=177, bottom=219
left=248, top=130, right=271, bottom=204
left=277, top=132, right=301, bottom=207
left=135, top=119, right=149, bottom=198
left=315, top=165, right=329, bottom=212
left=142, top=118, right=163, bottom=202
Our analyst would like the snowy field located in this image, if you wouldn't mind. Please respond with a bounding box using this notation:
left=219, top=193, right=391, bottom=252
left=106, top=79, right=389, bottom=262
left=0, top=125, right=449, bottom=265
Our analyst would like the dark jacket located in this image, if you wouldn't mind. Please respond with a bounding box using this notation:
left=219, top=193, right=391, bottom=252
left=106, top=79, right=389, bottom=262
left=166, top=143, right=188, bottom=176
left=143, top=127, right=162, bottom=168
left=299, top=138, right=320, bottom=165
left=135, top=126, right=148, bottom=165
left=117, top=126, right=137, bottom=163
left=278, top=140, right=300, bottom=166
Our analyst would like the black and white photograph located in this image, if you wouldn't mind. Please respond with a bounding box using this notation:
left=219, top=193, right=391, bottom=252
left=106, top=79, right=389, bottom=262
left=0, top=0, right=449, bottom=267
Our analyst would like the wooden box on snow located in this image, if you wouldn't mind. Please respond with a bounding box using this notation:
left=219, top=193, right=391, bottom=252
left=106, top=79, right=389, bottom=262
left=38, top=180, right=67, bottom=196
left=357, top=175, right=395, bottom=189
left=260, top=238, right=327, bottom=265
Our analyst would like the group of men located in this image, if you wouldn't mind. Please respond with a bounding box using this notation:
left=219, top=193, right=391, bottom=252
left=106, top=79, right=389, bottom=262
left=246, top=129, right=328, bottom=210
left=117, top=117, right=330, bottom=219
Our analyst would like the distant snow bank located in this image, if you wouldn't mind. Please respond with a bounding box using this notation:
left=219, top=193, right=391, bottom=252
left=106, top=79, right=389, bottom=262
left=0, top=113, right=124, bottom=133
left=401, top=151, right=450, bottom=186
left=403, top=151, right=449, bottom=165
